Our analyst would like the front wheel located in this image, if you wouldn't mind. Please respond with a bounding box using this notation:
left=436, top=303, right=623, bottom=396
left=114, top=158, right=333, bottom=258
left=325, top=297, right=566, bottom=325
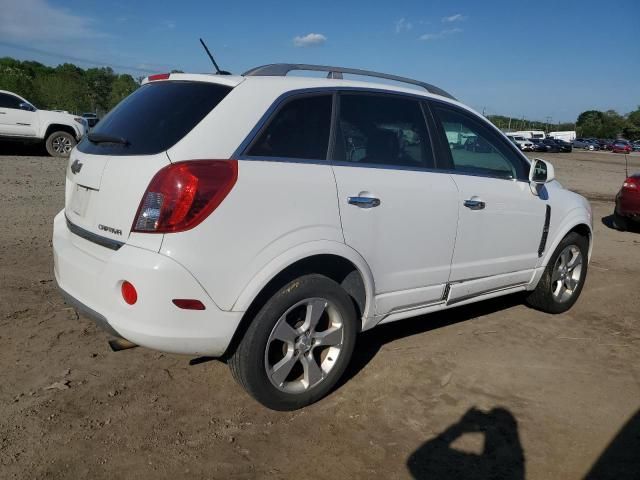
left=228, top=274, right=358, bottom=410
left=526, top=232, right=589, bottom=314
left=45, top=131, right=76, bottom=157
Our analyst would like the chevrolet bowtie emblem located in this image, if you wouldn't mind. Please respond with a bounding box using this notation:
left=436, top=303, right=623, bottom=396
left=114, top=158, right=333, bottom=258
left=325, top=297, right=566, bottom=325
left=70, top=159, right=83, bottom=174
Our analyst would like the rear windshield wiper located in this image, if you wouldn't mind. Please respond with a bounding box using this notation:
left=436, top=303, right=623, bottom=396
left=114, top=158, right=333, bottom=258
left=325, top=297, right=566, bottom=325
left=87, top=133, right=129, bottom=145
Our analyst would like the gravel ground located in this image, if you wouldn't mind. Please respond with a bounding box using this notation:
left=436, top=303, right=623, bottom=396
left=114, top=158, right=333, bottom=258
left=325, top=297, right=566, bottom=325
left=0, top=148, right=639, bottom=479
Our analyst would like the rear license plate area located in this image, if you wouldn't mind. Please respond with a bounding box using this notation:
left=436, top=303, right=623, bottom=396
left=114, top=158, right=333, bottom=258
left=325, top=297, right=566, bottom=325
left=70, top=185, right=91, bottom=217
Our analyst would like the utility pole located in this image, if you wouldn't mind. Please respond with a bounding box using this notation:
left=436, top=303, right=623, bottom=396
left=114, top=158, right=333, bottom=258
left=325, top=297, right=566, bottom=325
left=482, top=106, right=486, bottom=116
left=508, top=117, right=512, bottom=130
left=545, top=116, right=552, bottom=133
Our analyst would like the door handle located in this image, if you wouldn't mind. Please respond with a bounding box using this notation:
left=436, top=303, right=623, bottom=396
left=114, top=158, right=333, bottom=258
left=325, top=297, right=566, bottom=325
left=348, top=196, right=381, bottom=208
left=463, top=198, right=485, bottom=210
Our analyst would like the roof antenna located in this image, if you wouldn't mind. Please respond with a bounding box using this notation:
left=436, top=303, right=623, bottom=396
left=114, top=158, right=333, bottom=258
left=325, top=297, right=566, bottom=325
left=199, top=38, right=231, bottom=75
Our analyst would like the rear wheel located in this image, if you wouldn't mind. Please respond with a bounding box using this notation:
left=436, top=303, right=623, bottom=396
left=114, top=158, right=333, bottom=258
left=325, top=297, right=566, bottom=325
left=45, top=131, right=76, bottom=157
left=228, top=274, right=358, bottom=411
left=526, top=232, right=588, bottom=314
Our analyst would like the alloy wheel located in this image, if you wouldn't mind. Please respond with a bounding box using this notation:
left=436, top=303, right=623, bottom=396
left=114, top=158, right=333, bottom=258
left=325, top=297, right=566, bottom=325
left=264, top=298, right=344, bottom=394
left=52, top=135, right=73, bottom=154
left=551, top=245, right=583, bottom=303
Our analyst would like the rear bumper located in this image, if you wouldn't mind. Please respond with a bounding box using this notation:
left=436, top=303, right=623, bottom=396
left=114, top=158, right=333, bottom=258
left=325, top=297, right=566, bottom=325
left=616, top=191, right=640, bottom=217
left=53, top=211, right=243, bottom=356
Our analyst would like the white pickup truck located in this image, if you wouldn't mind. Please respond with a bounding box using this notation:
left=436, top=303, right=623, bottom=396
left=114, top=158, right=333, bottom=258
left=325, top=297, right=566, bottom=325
left=0, top=90, right=87, bottom=157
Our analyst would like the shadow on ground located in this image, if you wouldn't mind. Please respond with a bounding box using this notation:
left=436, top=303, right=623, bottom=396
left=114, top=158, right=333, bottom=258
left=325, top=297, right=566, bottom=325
left=339, top=293, right=524, bottom=386
left=407, top=406, right=525, bottom=480
left=0, top=141, right=47, bottom=156
left=585, top=408, right=640, bottom=480
left=601, top=214, right=640, bottom=233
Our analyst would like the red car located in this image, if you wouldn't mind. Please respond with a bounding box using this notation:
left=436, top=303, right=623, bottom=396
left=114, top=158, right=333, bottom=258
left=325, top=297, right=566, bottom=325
left=611, top=141, right=632, bottom=154
left=613, top=174, right=640, bottom=230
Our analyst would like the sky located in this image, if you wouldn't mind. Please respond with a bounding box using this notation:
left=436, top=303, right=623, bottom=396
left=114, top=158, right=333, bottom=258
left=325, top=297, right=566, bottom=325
left=0, top=0, right=638, bottom=122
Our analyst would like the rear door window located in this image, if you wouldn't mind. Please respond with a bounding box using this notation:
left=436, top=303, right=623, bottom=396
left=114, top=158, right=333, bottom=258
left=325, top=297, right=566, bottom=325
left=333, top=93, right=434, bottom=169
left=247, top=94, right=332, bottom=160
left=78, top=81, right=232, bottom=156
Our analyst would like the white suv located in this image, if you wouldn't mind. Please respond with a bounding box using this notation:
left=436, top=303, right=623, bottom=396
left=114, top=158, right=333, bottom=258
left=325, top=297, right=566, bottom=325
left=507, top=135, right=534, bottom=151
left=53, top=65, right=593, bottom=410
left=0, top=90, right=87, bottom=157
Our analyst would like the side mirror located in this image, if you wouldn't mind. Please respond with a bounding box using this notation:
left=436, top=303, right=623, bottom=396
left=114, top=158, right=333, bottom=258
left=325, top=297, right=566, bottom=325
left=19, top=102, right=35, bottom=112
left=529, top=158, right=555, bottom=184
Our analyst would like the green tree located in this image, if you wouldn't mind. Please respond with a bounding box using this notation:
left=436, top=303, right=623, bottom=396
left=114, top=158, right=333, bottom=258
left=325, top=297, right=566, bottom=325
left=628, top=106, right=640, bottom=128
left=108, top=74, right=138, bottom=109
left=85, top=67, right=114, bottom=113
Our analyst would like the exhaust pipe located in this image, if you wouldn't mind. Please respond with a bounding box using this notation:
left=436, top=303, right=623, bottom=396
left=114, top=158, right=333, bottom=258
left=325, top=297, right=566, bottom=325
left=108, top=337, right=138, bottom=352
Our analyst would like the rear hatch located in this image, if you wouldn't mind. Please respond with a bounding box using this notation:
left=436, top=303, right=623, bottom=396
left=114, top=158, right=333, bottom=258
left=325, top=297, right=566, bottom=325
left=65, top=77, right=235, bottom=250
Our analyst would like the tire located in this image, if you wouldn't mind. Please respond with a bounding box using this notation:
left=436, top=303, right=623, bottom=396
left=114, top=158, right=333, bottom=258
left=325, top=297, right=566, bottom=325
left=228, top=274, right=358, bottom=411
left=612, top=210, right=629, bottom=231
left=526, top=232, right=589, bottom=314
left=45, top=131, right=76, bottom=157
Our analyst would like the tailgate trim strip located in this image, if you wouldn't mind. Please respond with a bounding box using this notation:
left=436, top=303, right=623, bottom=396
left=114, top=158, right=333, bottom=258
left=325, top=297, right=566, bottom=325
left=65, top=215, right=125, bottom=251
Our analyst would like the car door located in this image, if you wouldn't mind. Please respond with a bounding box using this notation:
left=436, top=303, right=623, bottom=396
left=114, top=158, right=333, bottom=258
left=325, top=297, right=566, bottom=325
left=0, top=93, right=37, bottom=137
left=428, top=101, right=547, bottom=302
left=331, top=92, right=459, bottom=317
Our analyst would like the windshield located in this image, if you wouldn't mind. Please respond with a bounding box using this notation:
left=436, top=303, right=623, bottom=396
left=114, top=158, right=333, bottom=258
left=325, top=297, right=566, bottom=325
left=78, top=81, right=232, bottom=156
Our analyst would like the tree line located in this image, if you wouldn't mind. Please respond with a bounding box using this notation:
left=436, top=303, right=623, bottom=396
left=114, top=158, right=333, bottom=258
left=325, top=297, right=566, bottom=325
left=488, top=107, right=640, bottom=141
left=0, top=57, right=139, bottom=115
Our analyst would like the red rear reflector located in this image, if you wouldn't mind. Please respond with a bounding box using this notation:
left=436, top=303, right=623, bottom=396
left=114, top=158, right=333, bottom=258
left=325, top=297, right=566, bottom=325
left=121, top=281, right=138, bottom=305
left=133, top=160, right=238, bottom=233
left=148, top=73, right=170, bottom=81
left=172, top=299, right=206, bottom=310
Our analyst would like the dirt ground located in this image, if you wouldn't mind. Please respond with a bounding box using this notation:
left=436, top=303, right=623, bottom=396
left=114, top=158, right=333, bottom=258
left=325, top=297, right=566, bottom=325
left=1, top=148, right=639, bottom=479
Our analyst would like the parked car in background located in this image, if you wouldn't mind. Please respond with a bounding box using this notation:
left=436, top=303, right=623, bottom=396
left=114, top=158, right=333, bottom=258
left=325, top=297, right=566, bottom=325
left=573, top=138, right=600, bottom=150
left=530, top=138, right=549, bottom=152
left=633, top=142, right=640, bottom=152
left=507, top=135, right=534, bottom=151
left=611, top=140, right=632, bottom=154
left=597, top=139, right=613, bottom=150
left=553, top=139, right=573, bottom=152
left=572, top=138, right=590, bottom=149
left=82, top=113, right=99, bottom=128
left=613, top=174, right=640, bottom=230
left=0, top=89, right=87, bottom=157
left=542, top=138, right=561, bottom=153
left=53, top=65, right=593, bottom=410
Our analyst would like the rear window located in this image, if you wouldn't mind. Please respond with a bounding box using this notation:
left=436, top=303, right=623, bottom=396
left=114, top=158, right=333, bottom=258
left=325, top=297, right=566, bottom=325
left=78, top=81, right=232, bottom=156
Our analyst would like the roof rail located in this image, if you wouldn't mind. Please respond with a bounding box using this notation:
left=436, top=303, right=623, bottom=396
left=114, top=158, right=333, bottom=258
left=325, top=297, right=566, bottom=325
left=242, top=64, right=456, bottom=100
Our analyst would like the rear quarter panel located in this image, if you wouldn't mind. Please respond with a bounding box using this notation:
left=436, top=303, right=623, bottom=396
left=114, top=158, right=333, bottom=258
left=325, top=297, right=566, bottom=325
left=159, top=160, right=344, bottom=311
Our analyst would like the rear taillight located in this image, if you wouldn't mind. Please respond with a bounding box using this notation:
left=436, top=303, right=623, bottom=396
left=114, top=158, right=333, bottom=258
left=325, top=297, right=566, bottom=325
left=623, top=178, right=638, bottom=191
left=133, top=160, right=238, bottom=233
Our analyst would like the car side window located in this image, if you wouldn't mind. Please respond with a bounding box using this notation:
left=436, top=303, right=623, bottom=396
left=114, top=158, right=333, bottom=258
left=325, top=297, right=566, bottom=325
left=0, top=93, right=22, bottom=109
left=247, top=94, right=332, bottom=160
left=333, top=93, right=434, bottom=169
left=433, top=105, right=526, bottom=180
